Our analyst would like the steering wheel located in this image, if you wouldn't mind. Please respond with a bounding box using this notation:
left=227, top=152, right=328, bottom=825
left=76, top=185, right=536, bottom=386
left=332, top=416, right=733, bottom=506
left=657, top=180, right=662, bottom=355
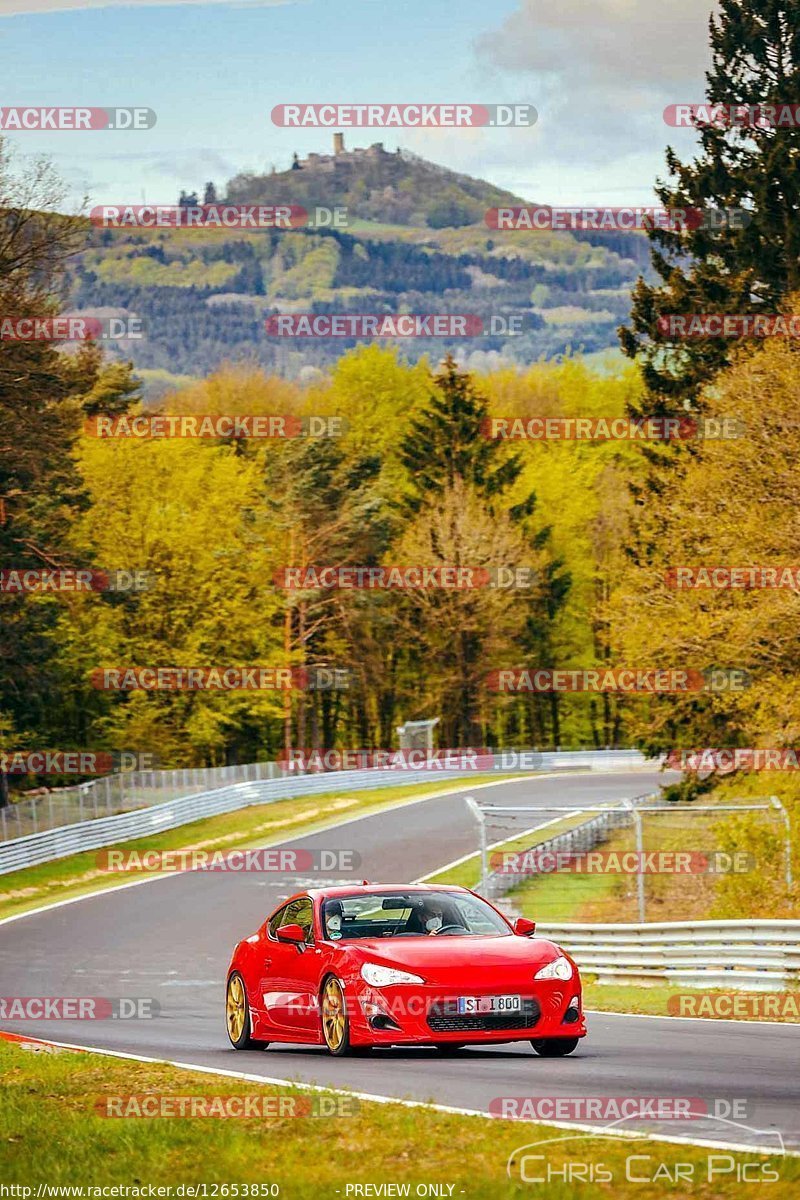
left=431, top=923, right=467, bottom=936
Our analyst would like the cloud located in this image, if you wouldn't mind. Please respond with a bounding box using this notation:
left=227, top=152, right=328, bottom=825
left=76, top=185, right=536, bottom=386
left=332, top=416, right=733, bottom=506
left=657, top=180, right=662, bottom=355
left=478, top=0, right=716, bottom=88
left=475, top=0, right=719, bottom=184
left=0, top=0, right=293, bottom=15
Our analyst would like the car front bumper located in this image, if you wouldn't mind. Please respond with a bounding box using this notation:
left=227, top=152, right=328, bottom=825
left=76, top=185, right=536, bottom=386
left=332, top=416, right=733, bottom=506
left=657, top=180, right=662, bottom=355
left=349, top=979, right=587, bottom=1045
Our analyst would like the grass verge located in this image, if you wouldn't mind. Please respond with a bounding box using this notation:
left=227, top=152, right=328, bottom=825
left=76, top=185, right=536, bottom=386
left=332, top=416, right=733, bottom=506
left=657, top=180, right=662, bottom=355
left=0, top=1040, right=794, bottom=1196
left=583, top=980, right=800, bottom=1023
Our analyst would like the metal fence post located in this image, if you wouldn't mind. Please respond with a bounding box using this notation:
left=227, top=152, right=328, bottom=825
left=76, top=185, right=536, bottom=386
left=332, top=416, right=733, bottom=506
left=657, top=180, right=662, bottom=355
left=622, top=799, right=646, bottom=922
left=464, top=796, right=488, bottom=896
left=772, top=797, right=793, bottom=890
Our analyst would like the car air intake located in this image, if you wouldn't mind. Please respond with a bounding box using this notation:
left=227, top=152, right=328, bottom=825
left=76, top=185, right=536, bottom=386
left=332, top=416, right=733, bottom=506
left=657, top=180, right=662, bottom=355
left=427, top=999, right=540, bottom=1033
left=562, top=999, right=580, bottom=1025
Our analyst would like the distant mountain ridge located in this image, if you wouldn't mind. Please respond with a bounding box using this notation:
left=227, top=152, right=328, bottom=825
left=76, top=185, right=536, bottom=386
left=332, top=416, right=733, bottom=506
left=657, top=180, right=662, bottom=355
left=67, top=140, right=652, bottom=391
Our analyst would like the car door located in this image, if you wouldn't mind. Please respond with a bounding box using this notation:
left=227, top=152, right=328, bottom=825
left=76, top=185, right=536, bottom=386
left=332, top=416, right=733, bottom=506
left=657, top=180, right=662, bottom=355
left=260, top=896, right=322, bottom=1038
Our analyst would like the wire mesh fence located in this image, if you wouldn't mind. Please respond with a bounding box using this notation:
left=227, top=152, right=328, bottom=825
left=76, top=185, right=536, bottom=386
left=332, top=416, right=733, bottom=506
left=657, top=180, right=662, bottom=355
left=0, top=761, right=282, bottom=842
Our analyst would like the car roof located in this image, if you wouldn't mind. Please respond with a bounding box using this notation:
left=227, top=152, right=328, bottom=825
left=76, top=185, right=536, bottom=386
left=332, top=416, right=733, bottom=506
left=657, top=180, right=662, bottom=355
left=307, top=883, right=470, bottom=899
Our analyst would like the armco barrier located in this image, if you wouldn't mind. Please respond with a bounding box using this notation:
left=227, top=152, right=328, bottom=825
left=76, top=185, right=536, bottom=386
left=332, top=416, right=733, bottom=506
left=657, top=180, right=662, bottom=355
left=536, top=919, right=800, bottom=991
left=0, top=750, right=653, bottom=875
left=0, top=768, right=467, bottom=876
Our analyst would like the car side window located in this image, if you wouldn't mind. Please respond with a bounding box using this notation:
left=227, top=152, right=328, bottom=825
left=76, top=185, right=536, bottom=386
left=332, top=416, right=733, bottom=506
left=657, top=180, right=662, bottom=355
left=277, top=896, right=315, bottom=944
left=267, top=905, right=288, bottom=939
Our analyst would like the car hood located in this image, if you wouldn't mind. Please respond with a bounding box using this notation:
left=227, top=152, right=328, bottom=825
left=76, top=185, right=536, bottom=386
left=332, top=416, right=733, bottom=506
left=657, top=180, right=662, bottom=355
left=340, top=934, right=567, bottom=980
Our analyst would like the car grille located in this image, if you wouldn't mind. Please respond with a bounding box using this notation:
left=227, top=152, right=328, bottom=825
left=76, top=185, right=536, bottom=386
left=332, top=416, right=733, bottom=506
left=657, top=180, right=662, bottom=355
left=427, top=998, right=540, bottom=1033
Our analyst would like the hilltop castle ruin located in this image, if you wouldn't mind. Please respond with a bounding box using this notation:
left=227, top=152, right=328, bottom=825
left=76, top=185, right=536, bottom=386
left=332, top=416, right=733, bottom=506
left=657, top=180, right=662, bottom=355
left=292, top=133, right=398, bottom=172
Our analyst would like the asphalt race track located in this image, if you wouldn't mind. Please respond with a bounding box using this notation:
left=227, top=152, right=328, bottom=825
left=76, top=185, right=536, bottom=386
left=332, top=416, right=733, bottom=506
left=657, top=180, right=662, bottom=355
left=1, top=770, right=797, bottom=1155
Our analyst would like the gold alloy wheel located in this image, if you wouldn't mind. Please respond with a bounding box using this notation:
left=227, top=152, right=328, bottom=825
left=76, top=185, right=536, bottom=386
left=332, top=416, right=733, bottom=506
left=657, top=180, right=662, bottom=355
left=321, top=977, right=346, bottom=1051
left=226, top=974, right=247, bottom=1043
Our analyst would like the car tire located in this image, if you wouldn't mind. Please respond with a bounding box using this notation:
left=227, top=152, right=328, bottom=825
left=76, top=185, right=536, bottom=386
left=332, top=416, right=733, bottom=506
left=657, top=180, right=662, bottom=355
left=530, top=1037, right=580, bottom=1057
left=320, top=975, right=359, bottom=1056
left=226, top=972, right=269, bottom=1050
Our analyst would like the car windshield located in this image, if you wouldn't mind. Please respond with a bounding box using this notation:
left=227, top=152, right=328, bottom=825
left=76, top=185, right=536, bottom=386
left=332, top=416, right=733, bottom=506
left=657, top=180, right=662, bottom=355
left=321, top=890, right=511, bottom=940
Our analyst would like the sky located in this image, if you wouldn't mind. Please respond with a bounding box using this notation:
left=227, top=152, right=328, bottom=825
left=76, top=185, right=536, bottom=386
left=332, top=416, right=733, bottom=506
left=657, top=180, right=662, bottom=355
left=0, top=0, right=719, bottom=210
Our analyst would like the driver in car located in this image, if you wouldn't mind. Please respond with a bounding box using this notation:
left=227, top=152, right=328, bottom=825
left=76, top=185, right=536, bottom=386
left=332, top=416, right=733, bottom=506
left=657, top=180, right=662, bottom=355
left=324, top=899, right=344, bottom=939
left=418, top=898, right=466, bottom=935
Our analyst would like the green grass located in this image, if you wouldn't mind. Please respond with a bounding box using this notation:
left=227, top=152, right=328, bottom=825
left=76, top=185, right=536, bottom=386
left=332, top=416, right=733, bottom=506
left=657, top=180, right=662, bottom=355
left=584, top=980, right=800, bottom=1023
left=504, top=795, right=796, bottom=924
left=0, top=775, right=510, bottom=924
left=1, top=1040, right=794, bottom=1196
left=512, top=861, right=625, bottom=922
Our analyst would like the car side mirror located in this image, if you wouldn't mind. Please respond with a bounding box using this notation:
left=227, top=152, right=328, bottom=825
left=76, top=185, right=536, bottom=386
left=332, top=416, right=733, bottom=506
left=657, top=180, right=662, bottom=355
left=514, top=917, right=536, bottom=936
left=276, top=923, right=308, bottom=949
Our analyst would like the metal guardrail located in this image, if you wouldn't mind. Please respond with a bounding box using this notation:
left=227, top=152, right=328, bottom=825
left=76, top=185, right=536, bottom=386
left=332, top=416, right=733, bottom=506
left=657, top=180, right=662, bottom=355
left=0, top=749, right=653, bottom=876
left=536, top=919, right=800, bottom=992
left=0, top=747, right=653, bottom=845
left=0, top=767, right=472, bottom=877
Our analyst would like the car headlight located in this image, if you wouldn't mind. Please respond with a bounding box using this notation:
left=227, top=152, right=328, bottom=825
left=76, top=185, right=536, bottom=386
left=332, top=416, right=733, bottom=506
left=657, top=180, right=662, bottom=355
left=534, top=956, right=573, bottom=981
left=360, top=963, right=425, bottom=986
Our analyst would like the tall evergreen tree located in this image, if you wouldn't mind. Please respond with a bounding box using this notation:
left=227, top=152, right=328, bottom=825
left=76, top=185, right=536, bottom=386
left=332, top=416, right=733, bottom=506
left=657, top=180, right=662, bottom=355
left=620, top=1, right=800, bottom=419
left=399, top=355, right=530, bottom=516
left=397, top=357, right=570, bottom=744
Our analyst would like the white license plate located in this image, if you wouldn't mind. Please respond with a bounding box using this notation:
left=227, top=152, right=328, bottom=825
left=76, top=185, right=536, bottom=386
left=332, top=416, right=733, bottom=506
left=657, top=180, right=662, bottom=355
left=456, top=994, right=522, bottom=1015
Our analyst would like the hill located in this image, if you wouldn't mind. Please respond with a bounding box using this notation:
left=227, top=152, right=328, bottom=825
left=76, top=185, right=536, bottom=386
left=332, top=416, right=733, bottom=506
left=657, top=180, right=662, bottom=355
left=226, top=139, right=523, bottom=228
left=66, top=140, right=652, bottom=389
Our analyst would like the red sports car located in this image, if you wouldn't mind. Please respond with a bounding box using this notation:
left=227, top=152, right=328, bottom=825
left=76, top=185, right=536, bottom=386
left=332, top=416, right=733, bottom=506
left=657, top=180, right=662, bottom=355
left=225, top=884, right=586, bottom=1056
